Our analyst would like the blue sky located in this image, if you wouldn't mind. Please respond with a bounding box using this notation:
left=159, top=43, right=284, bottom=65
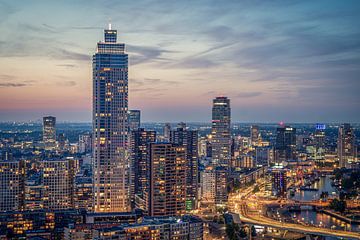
left=0, top=0, right=359, bottom=122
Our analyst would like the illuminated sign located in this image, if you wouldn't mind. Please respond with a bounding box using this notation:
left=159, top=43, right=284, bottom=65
left=316, top=123, right=326, bottom=130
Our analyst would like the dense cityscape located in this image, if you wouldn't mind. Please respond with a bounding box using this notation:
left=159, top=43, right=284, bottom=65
left=1, top=1, right=360, bottom=240
left=0, top=24, right=359, bottom=240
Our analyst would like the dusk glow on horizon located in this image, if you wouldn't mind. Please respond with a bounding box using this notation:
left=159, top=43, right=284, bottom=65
left=0, top=0, right=359, bottom=122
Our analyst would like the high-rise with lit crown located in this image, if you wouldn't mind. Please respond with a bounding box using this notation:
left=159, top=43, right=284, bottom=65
left=93, top=24, right=130, bottom=212
left=211, top=97, right=231, bottom=167
left=43, top=116, right=56, bottom=150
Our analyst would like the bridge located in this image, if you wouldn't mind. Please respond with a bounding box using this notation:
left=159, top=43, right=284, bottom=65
left=236, top=203, right=360, bottom=239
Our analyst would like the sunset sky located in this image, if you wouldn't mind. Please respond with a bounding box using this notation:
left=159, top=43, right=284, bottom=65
left=0, top=0, right=359, bottom=122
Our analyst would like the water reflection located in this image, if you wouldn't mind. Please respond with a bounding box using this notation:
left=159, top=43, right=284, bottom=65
left=292, top=176, right=337, bottom=201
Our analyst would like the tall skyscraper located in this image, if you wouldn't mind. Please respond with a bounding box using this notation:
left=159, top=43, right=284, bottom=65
left=128, top=110, right=141, bottom=131
left=93, top=25, right=130, bottom=212
left=338, top=123, right=357, bottom=168
left=211, top=97, right=231, bottom=167
left=130, top=128, right=156, bottom=211
left=170, top=123, right=198, bottom=210
left=43, top=116, right=56, bottom=150
left=275, top=125, right=296, bottom=163
left=149, top=143, right=187, bottom=217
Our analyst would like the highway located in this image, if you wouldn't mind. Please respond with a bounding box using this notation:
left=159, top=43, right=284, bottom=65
left=228, top=180, right=360, bottom=239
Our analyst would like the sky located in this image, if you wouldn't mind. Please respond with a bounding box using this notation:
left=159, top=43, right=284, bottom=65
left=0, top=0, right=359, bottom=123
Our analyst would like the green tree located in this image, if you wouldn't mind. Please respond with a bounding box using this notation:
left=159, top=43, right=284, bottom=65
left=329, top=198, right=347, bottom=213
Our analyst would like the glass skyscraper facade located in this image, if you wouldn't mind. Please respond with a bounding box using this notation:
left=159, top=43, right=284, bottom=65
left=43, top=116, right=56, bottom=150
left=93, top=26, right=130, bottom=212
left=211, top=97, right=231, bottom=167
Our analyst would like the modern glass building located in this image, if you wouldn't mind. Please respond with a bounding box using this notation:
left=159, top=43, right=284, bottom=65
left=211, top=97, right=231, bottom=167
left=275, top=126, right=296, bottom=163
left=93, top=25, right=130, bottom=212
left=43, top=116, right=56, bottom=150
left=128, top=110, right=141, bottom=131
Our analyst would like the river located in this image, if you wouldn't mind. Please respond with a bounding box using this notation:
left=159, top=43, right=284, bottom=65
left=288, top=175, right=360, bottom=236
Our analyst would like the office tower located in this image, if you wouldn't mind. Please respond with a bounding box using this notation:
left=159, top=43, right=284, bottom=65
left=338, top=123, right=357, bottom=168
left=250, top=125, right=261, bottom=146
left=42, top=158, right=77, bottom=210
left=0, top=160, right=25, bottom=211
left=24, top=172, right=44, bottom=210
left=170, top=123, right=198, bottom=210
left=78, top=133, right=92, bottom=154
left=215, top=166, right=228, bottom=205
left=163, top=123, right=171, bottom=141
left=128, top=110, right=141, bottom=131
left=130, top=128, right=156, bottom=211
left=211, top=97, right=231, bottom=167
left=149, top=143, right=186, bottom=217
left=43, top=116, right=56, bottom=150
left=275, top=125, right=296, bottom=163
left=271, top=168, right=287, bottom=197
left=93, top=25, right=130, bottom=212
left=314, top=124, right=326, bottom=148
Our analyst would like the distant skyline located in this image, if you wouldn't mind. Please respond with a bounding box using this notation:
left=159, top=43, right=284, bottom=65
left=0, top=0, right=359, bottom=122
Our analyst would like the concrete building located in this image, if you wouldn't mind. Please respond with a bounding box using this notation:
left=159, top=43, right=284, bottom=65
left=149, top=143, right=187, bottom=217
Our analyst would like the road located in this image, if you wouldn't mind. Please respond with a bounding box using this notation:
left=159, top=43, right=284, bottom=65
left=228, top=180, right=360, bottom=239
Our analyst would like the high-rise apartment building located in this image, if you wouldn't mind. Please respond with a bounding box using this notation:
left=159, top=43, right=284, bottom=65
left=211, top=97, right=231, bottom=167
left=43, top=116, right=56, bottom=150
left=275, top=126, right=296, bottom=163
left=338, top=123, right=357, bottom=168
left=149, top=143, right=186, bottom=217
left=170, top=123, right=198, bottom=210
left=93, top=25, right=130, bottom=212
left=0, top=160, right=25, bottom=211
left=130, top=128, right=156, bottom=211
left=215, top=166, right=228, bottom=205
left=42, top=158, right=77, bottom=210
left=128, top=110, right=141, bottom=131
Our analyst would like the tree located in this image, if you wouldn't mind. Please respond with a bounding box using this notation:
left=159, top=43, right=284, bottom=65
left=329, top=198, right=347, bottom=213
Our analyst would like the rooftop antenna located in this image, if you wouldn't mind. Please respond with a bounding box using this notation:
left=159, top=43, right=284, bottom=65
left=108, top=18, right=112, bottom=30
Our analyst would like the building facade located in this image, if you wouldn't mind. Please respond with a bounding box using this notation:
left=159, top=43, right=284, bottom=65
left=275, top=126, right=296, bottom=163
left=0, top=160, right=25, bottom=212
left=43, top=116, right=56, bottom=150
left=211, top=97, right=231, bottom=167
left=42, top=158, right=77, bottom=210
left=128, top=110, right=141, bottom=131
left=149, top=143, right=187, bottom=217
left=338, top=123, right=357, bottom=168
left=130, top=128, right=156, bottom=211
left=170, top=123, right=198, bottom=210
left=93, top=25, right=130, bottom=212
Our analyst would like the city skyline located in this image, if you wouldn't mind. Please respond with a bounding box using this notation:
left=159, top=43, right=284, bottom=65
left=0, top=0, right=360, bottom=123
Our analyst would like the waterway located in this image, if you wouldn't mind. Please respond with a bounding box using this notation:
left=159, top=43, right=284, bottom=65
left=291, top=175, right=337, bottom=201
left=287, top=175, right=360, bottom=237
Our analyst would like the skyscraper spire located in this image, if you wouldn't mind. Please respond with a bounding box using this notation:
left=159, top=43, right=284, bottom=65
left=108, top=18, right=112, bottom=30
